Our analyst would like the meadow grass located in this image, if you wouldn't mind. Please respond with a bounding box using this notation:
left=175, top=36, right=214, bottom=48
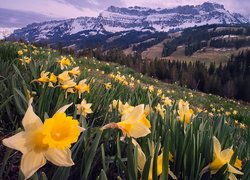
left=0, top=41, right=249, bottom=179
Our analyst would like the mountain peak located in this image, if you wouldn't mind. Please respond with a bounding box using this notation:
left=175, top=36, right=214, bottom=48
left=199, top=2, right=225, bottom=11
left=7, top=2, right=249, bottom=42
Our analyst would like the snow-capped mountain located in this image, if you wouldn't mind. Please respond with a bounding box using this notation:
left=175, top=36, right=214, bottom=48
left=0, top=28, right=17, bottom=40
left=8, top=2, right=249, bottom=45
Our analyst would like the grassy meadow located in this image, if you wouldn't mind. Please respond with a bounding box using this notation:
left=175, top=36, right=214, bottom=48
left=0, top=41, right=249, bottom=180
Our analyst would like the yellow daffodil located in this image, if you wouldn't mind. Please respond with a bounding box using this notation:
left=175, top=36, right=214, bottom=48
left=148, top=151, right=176, bottom=180
left=68, top=66, right=80, bottom=77
left=102, top=104, right=151, bottom=138
left=155, top=103, right=166, bottom=119
left=117, top=104, right=151, bottom=138
left=239, top=123, right=246, bottom=129
left=32, top=71, right=50, bottom=85
left=74, top=79, right=90, bottom=98
left=232, top=110, right=237, bottom=115
left=108, top=99, right=121, bottom=112
left=24, top=57, right=31, bottom=64
left=57, top=57, right=71, bottom=70
left=157, top=89, right=163, bottom=96
left=104, top=82, right=112, bottom=90
left=18, top=50, right=23, bottom=55
left=76, top=99, right=93, bottom=117
left=148, top=85, right=154, bottom=93
left=201, top=136, right=243, bottom=179
left=61, top=79, right=76, bottom=90
left=178, top=100, right=194, bottom=126
left=42, top=112, right=83, bottom=149
left=162, top=96, right=172, bottom=106
left=57, top=71, right=71, bottom=84
left=2, top=98, right=83, bottom=179
left=48, top=73, right=57, bottom=87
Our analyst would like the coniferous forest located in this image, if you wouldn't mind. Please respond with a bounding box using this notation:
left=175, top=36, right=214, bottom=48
left=92, top=48, right=250, bottom=102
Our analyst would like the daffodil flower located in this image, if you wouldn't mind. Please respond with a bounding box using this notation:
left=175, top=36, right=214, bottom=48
left=68, top=66, right=80, bottom=77
left=178, top=99, right=194, bottom=126
left=32, top=71, right=50, bottom=87
left=57, top=57, right=71, bottom=70
left=104, top=82, right=112, bottom=90
left=76, top=99, right=93, bottom=117
left=58, top=71, right=71, bottom=84
left=117, top=104, right=151, bottom=138
left=2, top=98, right=84, bottom=179
left=155, top=103, right=166, bottom=119
left=74, top=79, right=90, bottom=98
left=162, top=96, right=172, bottom=106
left=201, top=136, right=243, bottom=180
left=102, top=104, right=151, bottom=138
left=48, top=73, right=57, bottom=87
left=148, top=149, right=176, bottom=180
left=18, top=50, right=23, bottom=55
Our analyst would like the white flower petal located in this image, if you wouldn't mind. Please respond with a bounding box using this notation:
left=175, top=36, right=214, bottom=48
left=56, top=103, right=73, bottom=113
left=213, top=136, right=222, bottom=157
left=45, top=148, right=74, bottom=167
left=228, top=164, right=244, bottom=175
left=21, top=151, right=46, bottom=179
left=2, top=132, right=30, bottom=154
left=22, top=98, right=43, bottom=131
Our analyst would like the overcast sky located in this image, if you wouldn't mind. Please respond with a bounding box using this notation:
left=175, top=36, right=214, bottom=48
left=1, top=0, right=250, bottom=19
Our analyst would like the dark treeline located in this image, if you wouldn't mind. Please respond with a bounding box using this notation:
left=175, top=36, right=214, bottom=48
left=162, top=24, right=250, bottom=56
left=93, top=48, right=250, bottom=102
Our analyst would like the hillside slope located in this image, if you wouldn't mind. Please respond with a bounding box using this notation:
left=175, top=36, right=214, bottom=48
left=0, top=41, right=249, bottom=179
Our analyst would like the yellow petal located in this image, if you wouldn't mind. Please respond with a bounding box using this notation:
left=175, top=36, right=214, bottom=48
left=228, top=173, right=237, bottom=180
left=228, top=164, right=244, bottom=175
left=126, top=104, right=144, bottom=122
left=2, top=132, right=29, bottom=154
left=221, top=149, right=234, bottom=163
left=132, top=139, right=146, bottom=171
left=21, top=151, right=46, bottom=179
left=56, top=103, right=73, bottom=113
left=128, top=121, right=150, bottom=138
left=213, top=136, right=222, bottom=157
left=45, top=148, right=74, bottom=166
left=22, top=98, right=43, bottom=131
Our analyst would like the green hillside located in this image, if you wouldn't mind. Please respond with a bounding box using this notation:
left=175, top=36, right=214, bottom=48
left=0, top=41, right=249, bottom=179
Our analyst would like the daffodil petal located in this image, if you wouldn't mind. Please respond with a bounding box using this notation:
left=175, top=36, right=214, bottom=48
left=22, top=98, right=43, bottom=131
left=78, top=126, right=85, bottom=132
left=169, top=170, right=177, bottom=179
left=220, top=149, right=234, bottom=162
left=126, top=104, right=144, bottom=122
left=228, top=173, right=237, bottom=180
left=21, top=151, right=46, bottom=179
left=129, top=122, right=151, bottom=138
left=228, top=164, right=244, bottom=175
left=45, top=148, right=74, bottom=166
left=2, top=132, right=29, bottom=154
left=213, top=136, right=222, bottom=157
left=132, top=139, right=146, bottom=171
left=56, top=103, right=73, bottom=113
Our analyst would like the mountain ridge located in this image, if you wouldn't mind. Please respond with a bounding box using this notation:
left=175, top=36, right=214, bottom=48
left=7, top=2, right=249, bottom=48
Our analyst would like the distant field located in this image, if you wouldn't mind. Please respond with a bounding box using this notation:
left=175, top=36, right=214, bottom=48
left=141, top=38, right=170, bottom=60
left=149, top=46, right=250, bottom=66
